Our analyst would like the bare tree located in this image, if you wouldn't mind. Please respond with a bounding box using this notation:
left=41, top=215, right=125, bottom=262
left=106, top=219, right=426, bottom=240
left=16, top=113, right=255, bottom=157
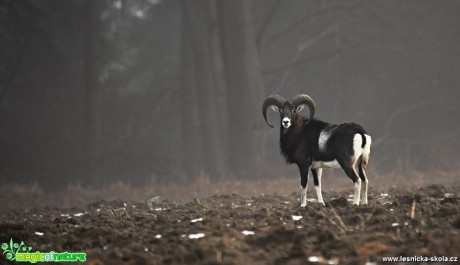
left=0, top=0, right=31, bottom=109
left=84, top=0, right=105, bottom=182
left=217, top=0, right=265, bottom=176
left=180, top=0, right=226, bottom=178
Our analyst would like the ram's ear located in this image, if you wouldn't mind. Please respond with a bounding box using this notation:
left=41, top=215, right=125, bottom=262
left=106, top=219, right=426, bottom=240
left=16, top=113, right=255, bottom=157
left=295, top=105, right=305, bottom=112
left=271, top=105, right=280, bottom=112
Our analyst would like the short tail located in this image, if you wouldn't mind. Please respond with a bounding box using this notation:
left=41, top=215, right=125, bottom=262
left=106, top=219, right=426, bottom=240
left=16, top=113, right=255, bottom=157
left=360, top=133, right=366, bottom=148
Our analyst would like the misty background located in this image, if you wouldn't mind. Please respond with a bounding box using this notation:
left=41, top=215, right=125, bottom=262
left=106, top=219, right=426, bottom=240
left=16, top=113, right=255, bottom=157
left=1, top=0, right=460, bottom=191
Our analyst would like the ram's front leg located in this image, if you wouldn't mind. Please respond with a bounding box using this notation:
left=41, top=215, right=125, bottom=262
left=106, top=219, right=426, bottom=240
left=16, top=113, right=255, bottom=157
left=298, top=163, right=311, bottom=207
left=311, top=168, right=325, bottom=206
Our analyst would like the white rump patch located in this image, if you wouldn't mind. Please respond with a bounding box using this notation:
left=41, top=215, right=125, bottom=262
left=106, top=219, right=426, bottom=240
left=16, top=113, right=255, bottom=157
left=353, top=134, right=372, bottom=161
left=312, top=160, right=340, bottom=169
left=318, top=130, right=331, bottom=152
left=353, top=134, right=363, bottom=158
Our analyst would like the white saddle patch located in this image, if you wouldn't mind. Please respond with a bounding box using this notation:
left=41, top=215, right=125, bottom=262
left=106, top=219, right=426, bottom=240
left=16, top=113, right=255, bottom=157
left=318, top=130, right=331, bottom=152
left=312, top=160, right=340, bottom=169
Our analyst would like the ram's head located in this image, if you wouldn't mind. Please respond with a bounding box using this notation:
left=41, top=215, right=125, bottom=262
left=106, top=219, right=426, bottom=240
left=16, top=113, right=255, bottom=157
left=262, top=94, right=316, bottom=128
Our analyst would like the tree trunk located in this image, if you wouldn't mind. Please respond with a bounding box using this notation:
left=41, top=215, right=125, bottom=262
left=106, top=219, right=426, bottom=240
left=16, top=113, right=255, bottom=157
left=178, top=8, right=203, bottom=178
left=180, top=1, right=226, bottom=178
left=0, top=1, right=8, bottom=106
left=217, top=0, right=265, bottom=177
left=84, top=0, right=104, bottom=184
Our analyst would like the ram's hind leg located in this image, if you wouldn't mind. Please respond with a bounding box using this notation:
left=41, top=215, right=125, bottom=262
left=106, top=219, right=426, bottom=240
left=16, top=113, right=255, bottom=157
left=359, top=134, right=371, bottom=204
left=358, top=157, right=369, bottom=205
left=311, top=168, right=325, bottom=206
left=339, top=160, right=361, bottom=205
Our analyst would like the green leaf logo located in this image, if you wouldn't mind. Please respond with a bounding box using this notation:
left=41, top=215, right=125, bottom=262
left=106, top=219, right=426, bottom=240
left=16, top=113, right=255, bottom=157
left=2, top=238, right=32, bottom=261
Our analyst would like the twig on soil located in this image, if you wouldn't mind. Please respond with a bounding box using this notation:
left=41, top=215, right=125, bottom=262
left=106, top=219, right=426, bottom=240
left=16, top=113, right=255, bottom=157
left=410, top=200, right=416, bottom=219
left=358, top=209, right=378, bottom=231
left=108, top=210, right=115, bottom=218
left=324, top=215, right=346, bottom=234
left=194, top=198, right=209, bottom=208
left=329, top=206, right=349, bottom=232
left=147, top=196, right=161, bottom=210
left=319, top=207, right=346, bottom=233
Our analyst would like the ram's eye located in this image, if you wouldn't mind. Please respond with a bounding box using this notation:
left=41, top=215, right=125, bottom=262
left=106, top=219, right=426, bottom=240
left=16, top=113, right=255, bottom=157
left=292, top=110, right=296, bottom=113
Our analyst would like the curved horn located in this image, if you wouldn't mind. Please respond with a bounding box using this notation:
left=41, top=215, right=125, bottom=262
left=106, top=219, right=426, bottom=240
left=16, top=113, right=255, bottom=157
left=262, top=95, right=286, bottom=128
left=290, top=94, right=316, bottom=120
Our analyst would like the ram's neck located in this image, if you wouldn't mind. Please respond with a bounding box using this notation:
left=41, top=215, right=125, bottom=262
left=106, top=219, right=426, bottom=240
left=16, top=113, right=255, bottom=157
left=279, top=117, right=305, bottom=161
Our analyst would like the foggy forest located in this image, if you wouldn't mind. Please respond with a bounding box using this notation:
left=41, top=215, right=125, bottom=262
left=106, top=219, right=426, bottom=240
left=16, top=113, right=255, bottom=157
left=1, top=1, right=460, bottom=264
left=1, top=0, right=460, bottom=191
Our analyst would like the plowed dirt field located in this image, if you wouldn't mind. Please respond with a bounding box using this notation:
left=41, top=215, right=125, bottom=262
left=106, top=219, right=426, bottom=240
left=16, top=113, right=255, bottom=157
left=1, top=185, right=459, bottom=264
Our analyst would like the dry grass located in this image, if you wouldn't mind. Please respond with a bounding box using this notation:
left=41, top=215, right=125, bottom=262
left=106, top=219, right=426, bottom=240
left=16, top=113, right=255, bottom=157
left=1, top=169, right=459, bottom=210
